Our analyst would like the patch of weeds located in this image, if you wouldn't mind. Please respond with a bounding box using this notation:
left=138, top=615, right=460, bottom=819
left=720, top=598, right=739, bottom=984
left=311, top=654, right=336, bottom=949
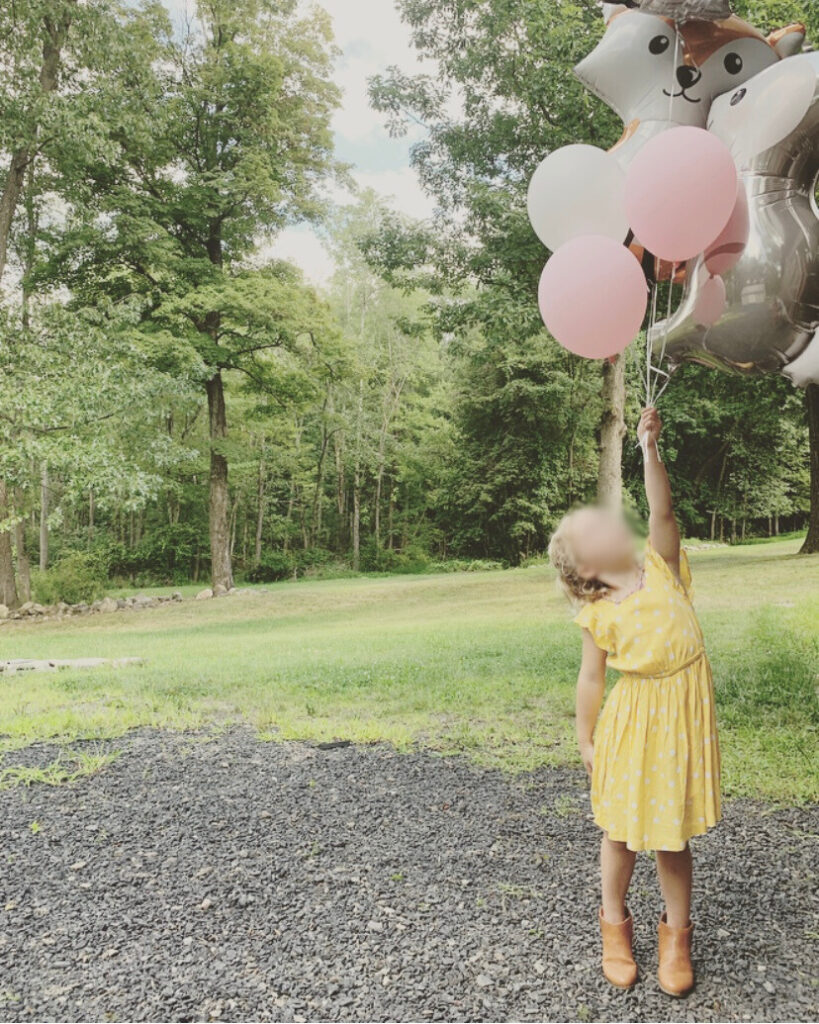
left=0, top=748, right=121, bottom=790
left=550, top=794, right=579, bottom=818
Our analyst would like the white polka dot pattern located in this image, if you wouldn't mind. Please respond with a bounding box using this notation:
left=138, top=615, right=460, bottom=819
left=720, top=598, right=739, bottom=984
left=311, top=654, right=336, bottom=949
left=572, top=539, right=722, bottom=852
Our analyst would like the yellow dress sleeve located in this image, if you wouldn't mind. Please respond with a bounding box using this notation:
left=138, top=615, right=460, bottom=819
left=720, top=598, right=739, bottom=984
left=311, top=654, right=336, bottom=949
left=644, top=537, right=694, bottom=600
left=572, top=600, right=610, bottom=650
left=572, top=602, right=598, bottom=631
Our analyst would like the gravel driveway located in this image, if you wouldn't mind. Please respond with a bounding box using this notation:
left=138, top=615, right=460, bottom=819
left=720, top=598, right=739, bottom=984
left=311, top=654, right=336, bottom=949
left=0, top=725, right=816, bottom=1023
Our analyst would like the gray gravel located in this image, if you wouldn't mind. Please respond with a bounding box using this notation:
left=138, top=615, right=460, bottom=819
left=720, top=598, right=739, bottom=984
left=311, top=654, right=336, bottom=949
left=0, top=725, right=816, bottom=1023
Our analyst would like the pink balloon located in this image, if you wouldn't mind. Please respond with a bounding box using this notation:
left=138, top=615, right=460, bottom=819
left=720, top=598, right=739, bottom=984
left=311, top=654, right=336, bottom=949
left=705, top=182, right=749, bottom=276
left=624, top=126, right=738, bottom=264
left=538, top=235, right=648, bottom=358
left=694, top=274, right=726, bottom=327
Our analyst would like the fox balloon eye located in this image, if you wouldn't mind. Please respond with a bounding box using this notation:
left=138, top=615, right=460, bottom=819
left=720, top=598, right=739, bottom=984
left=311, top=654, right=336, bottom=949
left=730, top=87, right=747, bottom=106
left=649, top=35, right=670, bottom=55
left=724, top=52, right=743, bottom=74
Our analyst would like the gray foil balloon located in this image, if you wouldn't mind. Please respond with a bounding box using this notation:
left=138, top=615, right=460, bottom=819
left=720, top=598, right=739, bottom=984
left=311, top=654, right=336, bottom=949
left=649, top=52, right=819, bottom=387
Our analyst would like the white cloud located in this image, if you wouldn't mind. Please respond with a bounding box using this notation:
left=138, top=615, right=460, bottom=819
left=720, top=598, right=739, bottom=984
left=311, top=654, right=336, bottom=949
left=318, top=0, right=429, bottom=141
left=335, top=166, right=435, bottom=221
left=262, top=228, right=336, bottom=287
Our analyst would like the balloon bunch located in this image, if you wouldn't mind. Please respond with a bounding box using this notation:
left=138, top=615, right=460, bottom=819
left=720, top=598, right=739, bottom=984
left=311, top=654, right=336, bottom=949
left=528, top=0, right=819, bottom=399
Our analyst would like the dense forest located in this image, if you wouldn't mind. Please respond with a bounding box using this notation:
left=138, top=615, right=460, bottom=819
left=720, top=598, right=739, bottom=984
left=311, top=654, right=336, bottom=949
left=0, top=0, right=816, bottom=607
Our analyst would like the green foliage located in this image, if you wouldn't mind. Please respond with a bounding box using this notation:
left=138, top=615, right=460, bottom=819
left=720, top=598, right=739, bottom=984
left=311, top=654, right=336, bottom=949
left=246, top=547, right=336, bottom=583
left=32, top=551, right=108, bottom=605
left=427, top=557, right=506, bottom=573
left=359, top=540, right=430, bottom=574
left=246, top=551, right=295, bottom=583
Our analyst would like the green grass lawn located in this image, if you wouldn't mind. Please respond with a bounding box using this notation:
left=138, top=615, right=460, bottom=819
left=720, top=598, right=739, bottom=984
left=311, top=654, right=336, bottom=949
left=1, top=538, right=817, bottom=803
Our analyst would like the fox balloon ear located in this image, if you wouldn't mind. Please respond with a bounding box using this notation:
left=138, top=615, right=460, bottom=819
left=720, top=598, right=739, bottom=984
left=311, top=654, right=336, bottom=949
left=767, top=23, right=806, bottom=59
left=601, top=3, right=625, bottom=22
left=601, top=3, right=637, bottom=24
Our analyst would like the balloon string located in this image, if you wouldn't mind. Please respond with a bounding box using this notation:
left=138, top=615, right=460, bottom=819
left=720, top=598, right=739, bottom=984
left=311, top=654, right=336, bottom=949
left=642, top=33, right=679, bottom=415
left=646, top=280, right=658, bottom=401
left=654, top=260, right=676, bottom=401
left=639, top=29, right=680, bottom=465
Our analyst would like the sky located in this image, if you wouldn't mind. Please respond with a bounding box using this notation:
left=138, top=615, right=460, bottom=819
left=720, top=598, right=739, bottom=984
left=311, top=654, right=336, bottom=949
left=164, top=0, right=434, bottom=287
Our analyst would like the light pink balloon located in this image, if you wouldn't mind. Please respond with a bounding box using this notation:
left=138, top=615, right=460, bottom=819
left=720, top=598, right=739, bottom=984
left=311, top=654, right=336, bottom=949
left=705, top=182, right=749, bottom=276
left=624, top=126, right=738, bottom=263
left=694, top=274, right=726, bottom=327
left=538, top=235, right=648, bottom=358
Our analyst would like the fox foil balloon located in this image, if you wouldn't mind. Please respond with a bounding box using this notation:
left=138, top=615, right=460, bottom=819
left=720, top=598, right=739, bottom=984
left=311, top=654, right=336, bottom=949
left=577, top=5, right=805, bottom=170
left=649, top=53, right=819, bottom=388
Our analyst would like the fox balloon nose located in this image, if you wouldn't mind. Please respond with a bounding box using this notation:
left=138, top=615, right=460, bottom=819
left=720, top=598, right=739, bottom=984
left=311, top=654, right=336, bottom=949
left=676, top=65, right=702, bottom=89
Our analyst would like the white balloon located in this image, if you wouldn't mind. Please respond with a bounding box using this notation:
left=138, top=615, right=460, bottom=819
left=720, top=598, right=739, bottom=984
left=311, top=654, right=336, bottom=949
left=707, top=54, right=817, bottom=164
left=526, top=144, right=629, bottom=253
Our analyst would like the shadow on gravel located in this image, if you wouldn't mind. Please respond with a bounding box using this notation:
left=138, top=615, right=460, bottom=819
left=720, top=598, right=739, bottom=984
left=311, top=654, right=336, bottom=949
left=0, top=725, right=816, bottom=1023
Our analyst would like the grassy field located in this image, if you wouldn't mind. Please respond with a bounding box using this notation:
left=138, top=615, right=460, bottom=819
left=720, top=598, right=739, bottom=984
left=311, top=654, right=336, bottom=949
left=1, top=538, right=817, bottom=803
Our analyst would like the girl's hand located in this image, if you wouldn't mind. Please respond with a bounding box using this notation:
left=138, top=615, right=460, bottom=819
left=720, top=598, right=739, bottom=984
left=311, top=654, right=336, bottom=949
left=579, top=738, right=594, bottom=777
left=637, top=406, right=661, bottom=446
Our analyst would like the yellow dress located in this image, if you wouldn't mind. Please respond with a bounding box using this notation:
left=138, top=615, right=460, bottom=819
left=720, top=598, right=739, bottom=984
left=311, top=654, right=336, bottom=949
left=573, top=538, right=722, bottom=852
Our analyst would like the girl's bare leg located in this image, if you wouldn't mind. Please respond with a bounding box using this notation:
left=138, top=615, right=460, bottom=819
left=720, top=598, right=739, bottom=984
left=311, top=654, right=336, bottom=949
left=655, top=844, right=693, bottom=928
left=601, top=833, right=637, bottom=922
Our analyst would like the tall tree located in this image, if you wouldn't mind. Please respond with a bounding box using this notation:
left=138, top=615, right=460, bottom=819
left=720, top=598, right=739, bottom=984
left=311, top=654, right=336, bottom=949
left=0, top=0, right=74, bottom=606
left=46, top=0, right=343, bottom=589
left=802, top=385, right=819, bottom=553
left=367, top=0, right=626, bottom=525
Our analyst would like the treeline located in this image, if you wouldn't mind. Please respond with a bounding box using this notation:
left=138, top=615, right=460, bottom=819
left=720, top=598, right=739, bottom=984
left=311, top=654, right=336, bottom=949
left=0, top=0, right=814, bottom=608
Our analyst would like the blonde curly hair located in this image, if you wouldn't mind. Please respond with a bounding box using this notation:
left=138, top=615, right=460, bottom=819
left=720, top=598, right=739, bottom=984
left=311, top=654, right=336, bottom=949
left=547, top=507, right=610, bottom=608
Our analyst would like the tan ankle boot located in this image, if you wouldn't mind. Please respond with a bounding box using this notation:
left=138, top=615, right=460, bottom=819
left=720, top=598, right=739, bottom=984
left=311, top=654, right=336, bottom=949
left=599, top=905, right=638, bottom=988
left=657, top=911, right=694, bottom=996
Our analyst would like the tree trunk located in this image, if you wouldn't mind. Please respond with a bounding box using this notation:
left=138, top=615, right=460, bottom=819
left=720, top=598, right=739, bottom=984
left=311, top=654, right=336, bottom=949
left=311, top=425, right=329, bottom=548
left=334, top=430, right=345, bottom=549
left=206, top=371, right=233, bottom=590
left=800, top=382, right=819, bottom=553
left=0, top=5, right=75, bottom=285
left=39, top=463, right=49, bottom=571
left=352, top=383, right=364, bottom=570
left=283, top=479, right=295, bottom=555
left=387, top=480, right=395, bottom=550
left=596, top=354, right=626, bottom=507
left=352, top=470, right=361, bottom=571
left=374, top=470, right=383, bottom=549
left=13, top=488, right=31, bottom=602
left=254, top=454, right=265, bottom=566
left=0, top=480, right=20, bottom=608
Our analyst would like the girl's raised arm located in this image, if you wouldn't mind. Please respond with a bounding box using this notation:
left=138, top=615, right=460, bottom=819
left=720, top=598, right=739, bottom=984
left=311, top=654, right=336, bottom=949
left=638, top=407, right=682, bottom=580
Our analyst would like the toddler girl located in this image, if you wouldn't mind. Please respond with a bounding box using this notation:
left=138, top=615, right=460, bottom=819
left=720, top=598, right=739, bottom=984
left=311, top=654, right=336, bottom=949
left=548, top=407, right=722, bottom=997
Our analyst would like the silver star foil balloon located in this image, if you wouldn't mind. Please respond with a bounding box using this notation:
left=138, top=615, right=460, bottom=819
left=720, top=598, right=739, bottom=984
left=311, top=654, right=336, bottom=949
left=649, top=52, right=819, bottom=387
left=638, top=0, right=733, bottom=22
